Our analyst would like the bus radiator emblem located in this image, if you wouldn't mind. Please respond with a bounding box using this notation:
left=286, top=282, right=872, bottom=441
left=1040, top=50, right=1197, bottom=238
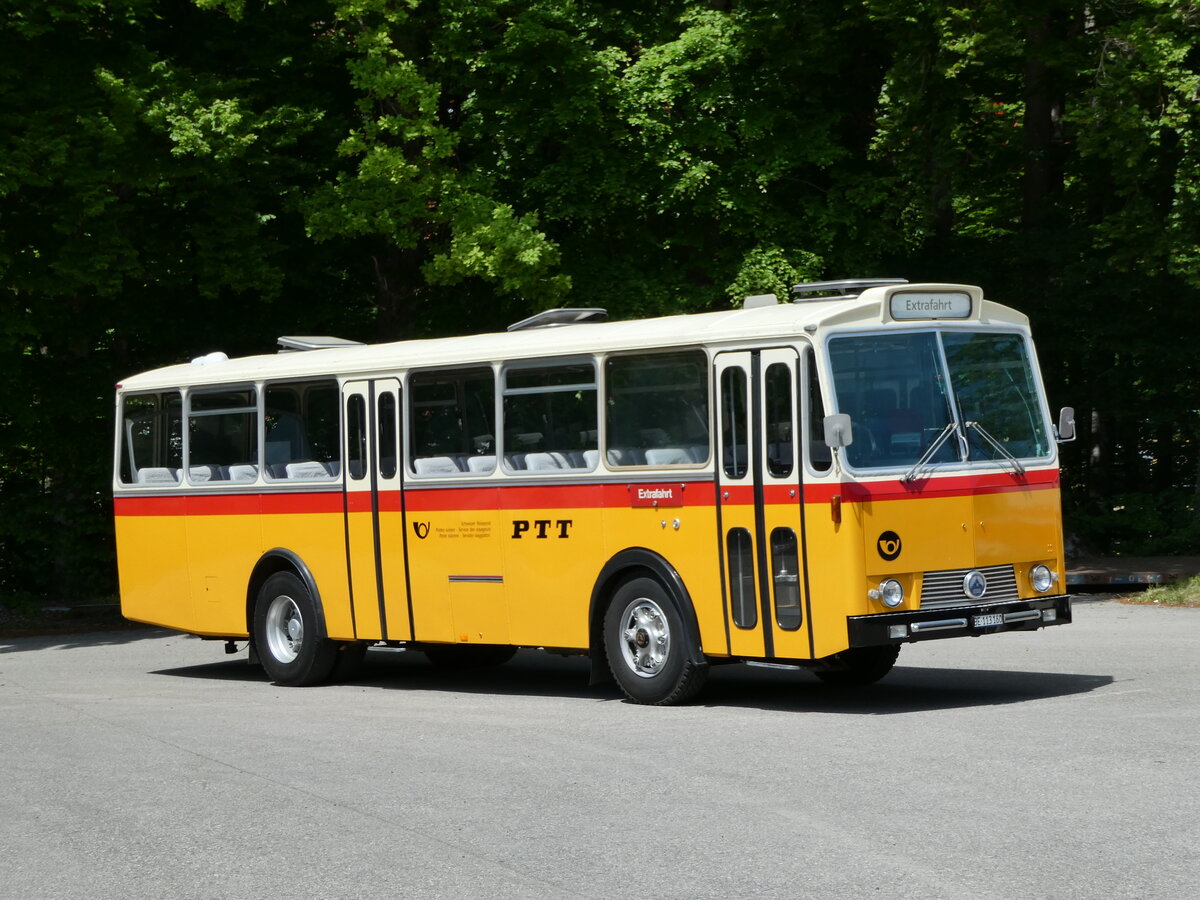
left=877, top=531, right=902, bottom=561
left=963, top=570, right=988, bottom=599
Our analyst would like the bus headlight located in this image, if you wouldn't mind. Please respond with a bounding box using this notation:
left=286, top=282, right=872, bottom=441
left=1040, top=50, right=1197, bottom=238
left=876, top=578, right=904, bottom=608
left=1030, top=564, right=1054, bottom=593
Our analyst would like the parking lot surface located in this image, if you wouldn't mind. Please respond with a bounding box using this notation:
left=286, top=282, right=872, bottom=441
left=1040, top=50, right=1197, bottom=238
left=1, top=597, right=1197, bottom=899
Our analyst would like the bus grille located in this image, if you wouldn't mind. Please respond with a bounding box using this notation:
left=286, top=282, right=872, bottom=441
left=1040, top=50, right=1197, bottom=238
left=919, top=564, right=1019, bottom=609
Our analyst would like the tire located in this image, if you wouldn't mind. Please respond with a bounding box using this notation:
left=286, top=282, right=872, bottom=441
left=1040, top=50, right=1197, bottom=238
left=253, top=571, right=338, bottom=686
left=422, top=643, right=517, bottom=668
left=814, top=645, right=900, bottom=687
left=603, top=577, right=708, bottom=705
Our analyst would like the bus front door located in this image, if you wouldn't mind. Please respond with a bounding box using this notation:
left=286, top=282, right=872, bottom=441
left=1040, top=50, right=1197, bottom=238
left=715, top=350, right=813, bottom=661
left=342, top=379, right=412, bottom=642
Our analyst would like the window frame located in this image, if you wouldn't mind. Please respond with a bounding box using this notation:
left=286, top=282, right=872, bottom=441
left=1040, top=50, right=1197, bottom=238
left=406, top=363, right=500, bottom=479
left=822, top=325, right=1055, bottom=476
left=260, top=379, right=342, bottom=484
left=499, top=356, right=599, bottom=475
left=184, top=384, right=261, bottom=486
left=603, top=347, right=711, bottom=470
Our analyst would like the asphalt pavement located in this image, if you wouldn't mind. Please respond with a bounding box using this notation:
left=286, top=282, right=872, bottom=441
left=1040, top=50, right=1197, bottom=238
left=1, top=596, right=1197, bottom=899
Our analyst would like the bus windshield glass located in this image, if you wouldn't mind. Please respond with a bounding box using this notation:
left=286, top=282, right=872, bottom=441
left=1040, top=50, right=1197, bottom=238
left=829, top=330, right=1048, bottom=470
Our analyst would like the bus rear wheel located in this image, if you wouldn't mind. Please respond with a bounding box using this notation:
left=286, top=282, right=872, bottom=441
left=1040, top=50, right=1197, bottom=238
left=603, top=577, right=707, bottom=705
left=253, top=572, right=338, bottom=686
left=814, top=645, right=900, bottom=687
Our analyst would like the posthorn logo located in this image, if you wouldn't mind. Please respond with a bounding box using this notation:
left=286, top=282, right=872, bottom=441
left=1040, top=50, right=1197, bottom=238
left=877, top=531, right=902, bottom=561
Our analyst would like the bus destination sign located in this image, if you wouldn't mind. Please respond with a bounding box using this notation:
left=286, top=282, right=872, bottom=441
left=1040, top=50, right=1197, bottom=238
left=890, top=290, right=972, bottom=320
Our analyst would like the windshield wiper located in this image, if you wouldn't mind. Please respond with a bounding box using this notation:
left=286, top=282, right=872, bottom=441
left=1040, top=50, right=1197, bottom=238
left=966, top=420, right=1026, bottom=476
left=902, top=421, right=961, bottom=483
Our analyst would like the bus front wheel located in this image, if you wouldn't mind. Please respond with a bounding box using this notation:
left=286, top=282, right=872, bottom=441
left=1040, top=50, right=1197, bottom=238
left=603, top=577, right=707, bottom=705
left=253, top=572, right=338, bottom=686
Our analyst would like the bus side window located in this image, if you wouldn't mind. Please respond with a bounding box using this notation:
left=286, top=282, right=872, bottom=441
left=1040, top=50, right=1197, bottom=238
left=378, top=392, right=397, bottom=479
left=764, top=362, right=794, bottom=478
left=721, top=367, right=749, bottom=479
left=264, top=381, right=340, bottom=480
left=346, top=394, right=367, bottom=480
left=502, top=362, right=596, bottom=472
left=805, top=350, right=832, bottom=473
left=119, top=391, right=182, bottom=485
left=409, top=367, right=496, bottom=476
left=605, top=350, right=709, bottom=467
left=189, top=389, right=258, bottom=481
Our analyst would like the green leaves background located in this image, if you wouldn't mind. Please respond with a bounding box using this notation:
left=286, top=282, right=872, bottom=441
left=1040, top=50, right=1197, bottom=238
left=2, top=0, right=1197, bottom=598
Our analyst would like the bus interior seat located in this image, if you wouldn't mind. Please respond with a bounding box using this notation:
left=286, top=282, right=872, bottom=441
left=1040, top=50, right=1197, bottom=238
left=644, top=447, right=693, bottom=466
left=524, top=451, right=567, bottom=471
left=564, top=449, right=598, bottom=469
left=413, top=456, right=463, bottom=476
left=136, top=467, right=179, bottom=484
left=285, top=460, right=336, bottom=480
left=606, top=448, right=646, bottom=466
left=228, top=464, right=259, bottom=482
left=466, top=455, right=497, bottom=474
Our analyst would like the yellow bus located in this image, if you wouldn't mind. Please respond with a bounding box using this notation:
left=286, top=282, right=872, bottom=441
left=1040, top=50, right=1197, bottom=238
left=113, top=279, right=1074, bottom=704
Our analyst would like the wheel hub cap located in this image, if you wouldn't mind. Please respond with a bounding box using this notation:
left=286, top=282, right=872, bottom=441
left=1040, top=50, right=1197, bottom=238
left=619, top=599, right=670, bottom=679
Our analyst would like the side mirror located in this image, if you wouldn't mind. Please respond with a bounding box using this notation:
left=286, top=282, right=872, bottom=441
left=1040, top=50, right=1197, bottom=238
left=823, top=413, right=854, bottom=448
left=1056, top=407, right=1076, bottom=443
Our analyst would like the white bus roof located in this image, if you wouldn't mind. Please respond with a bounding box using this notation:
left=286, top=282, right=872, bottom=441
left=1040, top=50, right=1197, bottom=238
left=118, top=283, right=1029, bottom=391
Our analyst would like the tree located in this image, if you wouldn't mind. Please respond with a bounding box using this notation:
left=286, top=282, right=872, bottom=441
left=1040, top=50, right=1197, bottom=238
left=0, top=0, right=358, bottom=597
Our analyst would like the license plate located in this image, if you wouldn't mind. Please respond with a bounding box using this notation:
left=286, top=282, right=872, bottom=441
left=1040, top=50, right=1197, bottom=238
left=974, top=613, right=1003, bottom=627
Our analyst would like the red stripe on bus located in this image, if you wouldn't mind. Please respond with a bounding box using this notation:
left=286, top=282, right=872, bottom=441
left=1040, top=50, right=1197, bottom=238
left=114, top=491, right=343, bottom=517
left=113, top=469, right=1058, bottom=517
left=802, top=469, right=1059, bottom=503
left=401, top=482, right=718, bottom=511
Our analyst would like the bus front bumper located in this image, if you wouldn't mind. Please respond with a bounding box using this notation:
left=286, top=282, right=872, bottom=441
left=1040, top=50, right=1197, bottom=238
left=847, top=594, right=1072, bottom=647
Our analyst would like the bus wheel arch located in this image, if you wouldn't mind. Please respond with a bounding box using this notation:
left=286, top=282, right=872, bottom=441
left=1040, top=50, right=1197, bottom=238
left=247, top=550, right=338, bottom=686
left=589, top=549, right=709, bottom=704
left=246, top=549, right=329, bottom=641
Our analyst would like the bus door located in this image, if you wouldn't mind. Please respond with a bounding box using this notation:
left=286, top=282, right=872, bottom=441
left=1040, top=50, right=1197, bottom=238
left=342, top=379, right=412, bottom=642
left=715, top=349, right=812, bottom=661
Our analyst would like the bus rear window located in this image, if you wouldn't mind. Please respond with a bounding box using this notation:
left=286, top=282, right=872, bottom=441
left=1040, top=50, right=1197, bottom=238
left=119, top=392, right=182, bottom=485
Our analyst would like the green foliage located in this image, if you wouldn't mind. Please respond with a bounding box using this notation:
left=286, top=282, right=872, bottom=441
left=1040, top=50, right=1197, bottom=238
left=1136, top=574, right=1200, bottom=607
left=2, top=0, right=1200, bottom=598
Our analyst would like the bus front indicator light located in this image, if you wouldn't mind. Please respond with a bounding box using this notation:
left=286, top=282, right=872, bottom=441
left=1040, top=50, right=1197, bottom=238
left=1031, top=565, right=1054, bottom=593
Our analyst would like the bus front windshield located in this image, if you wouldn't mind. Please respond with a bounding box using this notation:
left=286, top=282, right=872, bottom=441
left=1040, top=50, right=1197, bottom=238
left=828, top=331, right=1049, bottom=471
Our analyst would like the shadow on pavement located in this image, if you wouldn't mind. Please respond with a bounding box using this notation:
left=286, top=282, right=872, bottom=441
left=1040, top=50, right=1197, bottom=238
left=0, top=626, right=168, bottom=654
left=151, top=646, right=1114, bottom=714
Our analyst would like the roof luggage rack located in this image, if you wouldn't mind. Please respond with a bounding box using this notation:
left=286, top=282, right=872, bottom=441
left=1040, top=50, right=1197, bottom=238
left=791, top=278, right=908, bottom=301
left=507, top=308, right=608, bottom=331
left=277, top=336, right=365, bottom=352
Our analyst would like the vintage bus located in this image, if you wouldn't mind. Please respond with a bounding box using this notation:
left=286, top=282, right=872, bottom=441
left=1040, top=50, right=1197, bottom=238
left=113, top=279, right=1074, bottom=704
